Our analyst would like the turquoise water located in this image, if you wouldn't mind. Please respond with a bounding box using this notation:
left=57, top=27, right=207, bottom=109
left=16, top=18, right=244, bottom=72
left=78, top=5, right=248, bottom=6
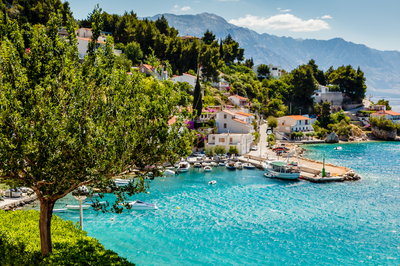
left=49, top=142, right=400, bottom=265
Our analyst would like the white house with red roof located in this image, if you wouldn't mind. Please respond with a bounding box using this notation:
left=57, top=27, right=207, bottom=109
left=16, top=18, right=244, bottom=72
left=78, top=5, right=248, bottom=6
left=171, top=72, right=198, bottom=88
left=215, top=110, right=254, bottom=134
left=212, top=71, right=230, bottom=91
left=75, top=28, right=120, bottom=60
left=370, top=110, right=400, bottom=124
left=276, top=115, right=313, bottom=133
left=138, top=64, right=168, bottom=80
left=228, top=95, right=249, bottom=108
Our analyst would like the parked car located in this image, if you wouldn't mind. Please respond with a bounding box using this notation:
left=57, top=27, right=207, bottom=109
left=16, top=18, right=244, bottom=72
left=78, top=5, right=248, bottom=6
left=272, top=146, right=290, bottom=152
left=251, top=145, right=257, bottom=151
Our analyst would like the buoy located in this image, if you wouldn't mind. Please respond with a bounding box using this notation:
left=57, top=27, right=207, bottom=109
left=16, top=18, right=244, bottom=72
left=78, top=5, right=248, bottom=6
left=147, top=192, right=150, bottom=194
left=177, top=207, right=180, bottom=209
left=111, top=218, right=114, bottom=221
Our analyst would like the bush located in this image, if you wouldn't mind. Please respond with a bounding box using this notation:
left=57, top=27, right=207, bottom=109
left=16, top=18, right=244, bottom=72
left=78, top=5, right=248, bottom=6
left=369, top=116, right=397, bottom=131
left=214, top=145, right=227, bottom=155
left=204, top=146, right=215, bottom=156
left=332, top=120, right=352, bottom=137
left=0, top=210, right=134, bottom=265
left=228, top=146, right=239, bottom=155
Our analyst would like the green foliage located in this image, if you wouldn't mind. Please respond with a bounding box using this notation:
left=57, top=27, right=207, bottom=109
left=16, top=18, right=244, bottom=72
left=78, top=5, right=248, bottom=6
left=252, top=132, right=260, bottom=143
left=202, top=30, right=215, bottom=45
left=0, top=210, right=134, bottom=265
left=222, top=34, right=244, bottom=63
left=204, top=146, right=215, bottom=156
left=375, top=99, right=392, bottom=110
left=214, top=145, right=227, bottom=155
left=267, top=116, right=278, bottom=129
left=193, top=76, right=203, bottom=117
left=228, top=146, right=239, bottom=155
left=291, top=131, right=304, bottom=140
left=369, top=116, right=398, bottom=131
left=124, top=41, right=143, bottom=64
left=257, top=64, right=270, bottom=78
left=332, top=120, right=352, bottom=137
left=314, top=101, right=332, bottom=128
left=289, top=65, right=317, bottom=110
left=115, top=53, right=133, bottom=72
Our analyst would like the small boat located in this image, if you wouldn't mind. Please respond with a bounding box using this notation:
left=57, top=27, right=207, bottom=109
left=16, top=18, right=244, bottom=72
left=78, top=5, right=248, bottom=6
left=177, top=161, right=190, bottom=172
left=243, top=163, right=255, bottom=169
left=211, top=162, right=218, bottom=167
left=208, top=180, right=217, bottom=185
left=219, top=162, right=225, bottom=166
left=126, top=200, right=158, bottom=210
left=163, top=169, right=176, bottom=176
left=262, top=149, right=301, bottom=180
left=234, top=162, right=243, bottom=170
left=115, top=179, right=130, bottom=186
left=226, top=161, right=236, bottom=170
left=264, top=173, right=276, bottom=178
left=65, top=204, right=91, bottom=210
left=204, top=166, right=212, bottom=172
left=85, top=201, right=107, bottom=206
left=53, top=208, right=67, bottom=213
left=202, top=162, right=211, bottom=167
left=334, top=146, right=342, bottom=150
left=194, top=163, right=202, bottom=168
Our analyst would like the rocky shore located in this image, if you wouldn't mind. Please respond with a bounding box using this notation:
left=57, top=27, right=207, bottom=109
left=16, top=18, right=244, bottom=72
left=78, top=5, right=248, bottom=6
left=0, top=194, right=37, bottom=211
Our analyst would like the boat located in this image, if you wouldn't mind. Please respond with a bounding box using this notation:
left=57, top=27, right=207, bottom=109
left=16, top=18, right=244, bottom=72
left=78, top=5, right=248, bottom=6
left=53, top=208, right=67, bottom=213
left=126, top=200, right=158, bottom=210
left=204, top=166, right=212, bottom=172
left=163, top=169, right=176, bottom=176
left=226, top=161, right=236, bottom=170
left=65, top=204, right=91, bottom=210
left=202, top=162, right=211, bottom=167
left=210, top=162, right=218, bottom=167
left=262, top=149, right=301, bottom=180
left=243, top=163, right=255, bottom=169
left=85, top=201, right=107, bottom=206
left=218, top=162, right=225, bottom=166
left=115, top=179, right=130, bottom=186
left=177, top=161, right=190, bottom=172
left=234, top=162, right=243, bottom=170
left=208, top=180, right=217, bottom=185
left=334, top=146, right=343, bottom=150
left=194, top=163, right=202, bottom=168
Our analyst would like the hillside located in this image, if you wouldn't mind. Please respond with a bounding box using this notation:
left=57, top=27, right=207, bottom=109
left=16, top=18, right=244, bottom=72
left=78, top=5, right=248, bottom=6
left=147, top=13, right=400, bottom=97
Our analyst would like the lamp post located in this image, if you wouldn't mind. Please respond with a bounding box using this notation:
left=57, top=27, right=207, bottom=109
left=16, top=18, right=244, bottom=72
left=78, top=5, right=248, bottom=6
left=72, top=186, right=88, bottom=230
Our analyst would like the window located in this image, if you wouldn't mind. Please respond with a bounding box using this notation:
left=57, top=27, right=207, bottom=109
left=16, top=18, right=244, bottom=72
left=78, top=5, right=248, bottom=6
left=219, top=138, right=225, bottom=143
left=224, top=114, right=227, bottom=119
left=212, top=137, right=215, bottom=140
left=272, top=68, right=277, bottom=70
left=305, top=120, right=308, bottom=125
left=224, top=123, right=227, bottom=128
left=230, top=137, right=233, bottom=143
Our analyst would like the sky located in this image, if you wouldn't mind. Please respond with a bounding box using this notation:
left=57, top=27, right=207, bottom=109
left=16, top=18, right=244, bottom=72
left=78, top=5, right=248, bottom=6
left=66, top=0, right=400, bottom=52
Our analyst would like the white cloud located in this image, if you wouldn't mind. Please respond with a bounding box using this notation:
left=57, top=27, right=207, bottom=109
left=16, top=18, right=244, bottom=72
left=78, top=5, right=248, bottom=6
left=280, top=9, right=291, bottom=12
left=181, top=6, right=191, bottom=11
left=321, top=15, right=333, bottom=19
left=229, top=14, right=330, bottom=32
left=174, top=5, right=179, bottom=8
left=277, top=7, right=281, bottom=10
left=215, top=0, right=240, bottom=1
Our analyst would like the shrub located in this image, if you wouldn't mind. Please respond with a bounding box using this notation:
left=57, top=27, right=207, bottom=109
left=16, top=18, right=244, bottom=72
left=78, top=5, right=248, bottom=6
left=369, top=116, right=397, bottom=131
left=214, top=145, right=227, bottom=155
left=332, top=120, right=352, bottom=137
left=0, top=210, right=134, bottom=265
left=204, top=146, right=215, bottom=156
left=228, top=146, right=239, bottom=155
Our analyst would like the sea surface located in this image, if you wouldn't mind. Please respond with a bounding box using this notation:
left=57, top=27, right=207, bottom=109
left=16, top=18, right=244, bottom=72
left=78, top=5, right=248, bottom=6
left=40, top=142, right=400, bottom=265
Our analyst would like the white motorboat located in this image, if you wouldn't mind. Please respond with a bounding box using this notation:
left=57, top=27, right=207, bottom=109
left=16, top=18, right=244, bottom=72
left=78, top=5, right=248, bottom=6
left=211, top=162, right=218, bottom=167
left=65, top=204, right=91, bottom=210
left=219, top=162, right=225, bottom=166
left=234, top=162, right=243, bottom=170
left=334, top=146, right=343, bottom=150
left=4, top=189, right=22, bottom=198
left=262, top=149, right=301, bottom=180
left=53, top=208, right=67, bottom=213
left=208, top=180, right=217, bottom=185
left=202, top=162, right=211, bottom=167
left=126, top=200, right=158, bottom=210
left=243, top=163, right=255, bottom=169
left=163, top=169, right=176, bottom=176
left=85, top=201, right=106, bottom=206
left=194, top=162, right=202, bottom=168
left=177, top=161, right=190, bottom=172
left=226, top=161, right=236, bottom=170
left=115, top=179, right=130, bottom=186
left=204, top=166, right=212, bottom=172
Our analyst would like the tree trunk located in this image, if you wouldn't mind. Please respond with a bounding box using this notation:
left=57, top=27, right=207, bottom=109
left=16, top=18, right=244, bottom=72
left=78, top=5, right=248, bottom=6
left=39, top=199, right=55, bottom=256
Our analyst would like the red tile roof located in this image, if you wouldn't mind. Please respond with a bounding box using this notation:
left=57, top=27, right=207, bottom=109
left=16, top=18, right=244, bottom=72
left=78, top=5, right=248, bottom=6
left=285, top=115, right=311, bottom=120
left=385, top=110, right=400, bottom=116
left=371, top=112, right=386, bottom=116
left=142, top=64, right=154, bottom=71
left=77, top=37, right=105, bottom=44
left=236, top=112, right=252, bottom=117
left=230, top=95, right=248, bottom=100
left=232, top=118, right=248, bottom=125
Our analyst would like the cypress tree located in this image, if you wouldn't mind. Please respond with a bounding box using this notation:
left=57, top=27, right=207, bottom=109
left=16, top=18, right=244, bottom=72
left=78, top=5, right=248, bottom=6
left=193, top=75, right=203, bottom=117
left=219, top=39, right=224, bottom=60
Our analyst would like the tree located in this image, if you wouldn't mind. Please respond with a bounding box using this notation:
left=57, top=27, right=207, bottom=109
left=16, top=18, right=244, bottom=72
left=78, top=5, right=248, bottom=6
left=214, top=145, right=227, bottom=155
left=193, top=75, right=203, bottom=117
left=124, top=41, right=143, bottom=64
left=257, top=64, right=270, bottom=78
left=290, top=66, right=317, bottom=110
left=307, top=59, right=326, bottom=85
left=267, top=116, right=278, bottom=130
left=115, top=53, right=132, bottom=72
left=0, top=10, right=194, bottom=256
left=204, top=146, right=215, bottom=156
left=314, top=101, right=332, bottom=128
left=229, top=146, right=239, bottom=155
left=376, top=99, right=392, bottom=110
left=202, top=30, right=215, bottom=45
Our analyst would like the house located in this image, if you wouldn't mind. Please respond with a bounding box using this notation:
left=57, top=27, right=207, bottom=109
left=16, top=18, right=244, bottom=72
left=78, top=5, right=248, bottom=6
left=77, top=37, right=105, bottom=60
left=206, top=133, right=254, bottom=155
left=180, top=34, right=201, bottom=43
left=276, top=115, right=314, bottom=135
left=252, top=63, right=283, bottom=78
left=312, top=85, right=343, bottom=112
left=75, top=28, right=119, bottom=60
left=171, top=73, right=198, bottom=88
left=215, top=110, right=254, bottom=134
left=228, top=95, right=249, bottom=108
left=370, top=110, right=400, bottom=124
left=138, top=64, right=168, bottom=80
left=370, top=105, right=386, bottom=112
left=199, top=108, right=217, bottom=123
left=212, top=71, right=230, bottom=91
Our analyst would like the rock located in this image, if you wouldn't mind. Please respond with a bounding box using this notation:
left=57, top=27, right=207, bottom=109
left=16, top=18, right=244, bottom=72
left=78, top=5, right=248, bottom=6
left=339, top=135, right=349, bottom=141
left=325, top=132, right=339, bottom=143
left=371, top=126, right=397, bottom=140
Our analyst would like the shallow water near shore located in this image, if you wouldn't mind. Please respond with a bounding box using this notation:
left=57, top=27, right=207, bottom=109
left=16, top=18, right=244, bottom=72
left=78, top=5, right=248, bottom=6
left=41, top=142, right=399, bottom=265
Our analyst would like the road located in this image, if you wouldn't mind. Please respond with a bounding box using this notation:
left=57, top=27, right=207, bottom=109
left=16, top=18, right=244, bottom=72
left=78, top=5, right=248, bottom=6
left=247, top=122, right=269, bottom=158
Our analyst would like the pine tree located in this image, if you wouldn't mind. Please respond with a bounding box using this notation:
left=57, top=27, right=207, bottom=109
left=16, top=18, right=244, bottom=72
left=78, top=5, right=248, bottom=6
left=219, top=39, right=224, bottom=60
left=193, top=75, right=203, bottom=117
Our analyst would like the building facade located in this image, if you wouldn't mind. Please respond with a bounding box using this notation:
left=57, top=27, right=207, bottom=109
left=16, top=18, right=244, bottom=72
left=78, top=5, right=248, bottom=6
left=228, top=95, right=249, bottom=108
left=312, top=85, right=343, bottom=112
left=207, top=133, right=254, bottom=155
left=276, top=115, right=313, bottom=134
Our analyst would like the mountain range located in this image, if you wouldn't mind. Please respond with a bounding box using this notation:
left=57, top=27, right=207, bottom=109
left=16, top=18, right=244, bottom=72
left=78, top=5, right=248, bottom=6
left=147, top=13, right=400, bottom=98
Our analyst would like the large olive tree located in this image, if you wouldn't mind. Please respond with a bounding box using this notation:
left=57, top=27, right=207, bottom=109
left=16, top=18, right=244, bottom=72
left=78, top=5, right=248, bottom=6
left=0, top=9, right=193, bottom=256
